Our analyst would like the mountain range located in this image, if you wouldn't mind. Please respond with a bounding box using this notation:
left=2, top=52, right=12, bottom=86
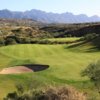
left=0, top=9, right=100, bottom=23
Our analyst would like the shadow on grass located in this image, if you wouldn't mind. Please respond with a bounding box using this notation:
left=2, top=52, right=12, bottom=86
left=86, top=47, right=100, bottom=52
left=85, top=37, right=100, bottom=52
left=19, top=64, right=49, bottom=72
left=66, top=38, right=100, bottom=53
left=67, top=41, right=86, bottom=49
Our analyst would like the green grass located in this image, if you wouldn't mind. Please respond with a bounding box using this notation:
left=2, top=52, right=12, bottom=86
left=44, top=37, right=79, bottom=42
left=0, top=42, right=100, bottom=99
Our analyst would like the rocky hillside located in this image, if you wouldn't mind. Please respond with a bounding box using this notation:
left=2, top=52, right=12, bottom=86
left=0, top=18, right=100, bottom=46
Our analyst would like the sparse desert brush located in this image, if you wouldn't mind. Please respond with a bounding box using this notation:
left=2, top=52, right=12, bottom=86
left=4, top=85, right=86, bottom=100
left=37, top=86, right=86, bottom=100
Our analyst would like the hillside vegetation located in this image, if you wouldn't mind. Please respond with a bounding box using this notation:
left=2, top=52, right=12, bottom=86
left=0, top=18, right=100, bottom=46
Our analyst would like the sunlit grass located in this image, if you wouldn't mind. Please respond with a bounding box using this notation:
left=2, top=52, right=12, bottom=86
left=0, top=41, right=100, bottom=99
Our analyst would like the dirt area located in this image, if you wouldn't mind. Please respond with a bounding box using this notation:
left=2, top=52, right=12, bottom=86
left=0, top=64, right=49, bottom=74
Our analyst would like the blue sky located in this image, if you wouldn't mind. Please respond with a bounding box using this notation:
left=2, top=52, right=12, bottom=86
left=0, top=0, right=100, bottom=16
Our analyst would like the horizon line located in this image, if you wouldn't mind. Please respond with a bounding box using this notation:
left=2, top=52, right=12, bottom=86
left=0, top=8, right=99, bottom=17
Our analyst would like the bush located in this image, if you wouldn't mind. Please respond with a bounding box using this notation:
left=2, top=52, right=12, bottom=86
left=81, top=60, right=100, bottom=93
left=4, top=85, right=86, bottom=100
left=5, top=36, right=17, bottom=45
left=0, top=37, right=5, bottom=46
left=82, top=33, right=99, bottom=41
left=17, top=37, right=31, bottom=44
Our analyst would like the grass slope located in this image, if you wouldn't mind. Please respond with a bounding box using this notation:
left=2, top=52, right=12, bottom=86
left=44, top=37, right=79, bottom=42
left=0, top=43, right=100, bottom=99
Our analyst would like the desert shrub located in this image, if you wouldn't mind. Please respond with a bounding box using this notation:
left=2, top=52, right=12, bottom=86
left=5, top=37, right=17, bottom=45
left=4, top=85, right=86, bottom=100
left=91, top=36, right=100, bottom=49
left=17, top=37, right=31, bottom=44
left=37, top=39, right=51, bottom=44
left=82, top=33, right=99, bottom=41
left=11, top=28, right=21, bottom=33
left=4, top=92, right=18, bottom=100
left=32, top=86, right=86, bottom=100
left=30, top=39, right=52, bottom=44
left=0, top=37, right=5, bottom=46
left=81, top=60, right=100, bottom=93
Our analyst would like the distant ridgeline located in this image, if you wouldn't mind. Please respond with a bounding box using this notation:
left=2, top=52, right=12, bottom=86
left=0, top=18, right=100, bottom=46
left=0, top=9, right=100, bottom=23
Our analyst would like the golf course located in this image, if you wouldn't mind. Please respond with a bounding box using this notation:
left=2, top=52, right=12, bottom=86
left=0, top=37, right=100, bottom=99
left=0, top=0, right=100, bottom=99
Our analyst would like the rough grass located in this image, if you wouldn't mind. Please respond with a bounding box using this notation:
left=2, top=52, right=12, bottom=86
left=0, top=42, right=100, bottom=99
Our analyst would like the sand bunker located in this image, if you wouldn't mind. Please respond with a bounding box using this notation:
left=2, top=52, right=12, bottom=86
left=0, top=64, right=49, bottom=74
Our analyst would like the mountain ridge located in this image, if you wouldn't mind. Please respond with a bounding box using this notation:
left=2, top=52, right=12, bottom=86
left=0, top=9, right=100, bottom=23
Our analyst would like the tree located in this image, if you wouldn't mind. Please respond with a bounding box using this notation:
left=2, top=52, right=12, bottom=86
left=5, top=37, right=17, bottom=45
left=81, top=60, right=100, bottom=93
left=83, top=33, right=99, bottom=41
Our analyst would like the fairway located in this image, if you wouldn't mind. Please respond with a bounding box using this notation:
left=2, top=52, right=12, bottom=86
left=0, top=44, right=100, bottom=99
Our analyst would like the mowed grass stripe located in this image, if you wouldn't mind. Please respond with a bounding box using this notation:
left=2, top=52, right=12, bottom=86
left=0, top=43, right=100, bottom=99
left=0, top=44, right=100, bottom=80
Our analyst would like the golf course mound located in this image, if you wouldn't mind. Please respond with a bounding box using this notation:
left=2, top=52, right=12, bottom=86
left=0, top=64, right=49, bottom=74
